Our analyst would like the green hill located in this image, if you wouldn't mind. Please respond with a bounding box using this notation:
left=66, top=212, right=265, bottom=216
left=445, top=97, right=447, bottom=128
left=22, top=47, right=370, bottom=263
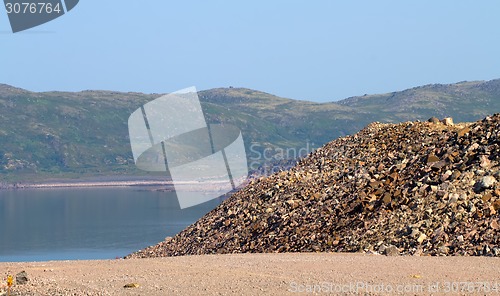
left=0, top=79, right=499, bottom=182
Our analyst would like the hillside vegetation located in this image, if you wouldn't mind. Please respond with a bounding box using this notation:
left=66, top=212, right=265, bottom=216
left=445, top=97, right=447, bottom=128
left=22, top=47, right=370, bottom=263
left=0, top=79, right=499, bottom=181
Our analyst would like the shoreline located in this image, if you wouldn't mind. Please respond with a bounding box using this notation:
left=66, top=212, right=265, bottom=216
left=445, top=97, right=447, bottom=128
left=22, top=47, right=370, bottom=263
left=0, top=175, right=166, bottom=189
left=0, top=178, right=173, bottom=190
left=0, top=178, right=246, bottom=193
left=5, top=180, right=174, bottom=189
left=0, top=175, right=250, bottom=191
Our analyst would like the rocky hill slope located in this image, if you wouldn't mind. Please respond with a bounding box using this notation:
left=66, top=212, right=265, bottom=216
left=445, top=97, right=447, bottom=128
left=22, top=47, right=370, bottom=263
left=128, top=114, right=500, bottom=257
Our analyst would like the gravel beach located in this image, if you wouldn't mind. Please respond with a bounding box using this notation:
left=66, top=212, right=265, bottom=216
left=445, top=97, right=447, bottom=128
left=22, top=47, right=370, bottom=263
left=1, top=253, right=500, bottom=295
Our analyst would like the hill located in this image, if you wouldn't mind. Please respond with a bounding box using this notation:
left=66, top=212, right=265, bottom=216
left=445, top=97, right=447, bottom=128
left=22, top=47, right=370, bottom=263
left=127, top=114, right=500, bottom=257
left=0, top=79, right=500, bottom=181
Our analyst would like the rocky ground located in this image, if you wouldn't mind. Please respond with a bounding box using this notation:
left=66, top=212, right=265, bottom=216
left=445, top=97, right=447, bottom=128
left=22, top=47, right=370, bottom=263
left=128, top=114, right=500, bottom=258
left=1, top=254, right=500, bottom=295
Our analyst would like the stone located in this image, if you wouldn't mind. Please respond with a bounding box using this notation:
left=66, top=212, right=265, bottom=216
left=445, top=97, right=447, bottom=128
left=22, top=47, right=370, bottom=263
left=436, top=190, right=447, bottom=198
left=491, top=220, right=500, bottom=230
left=15, top=271, right=28, bottom=285
left=438, top=246, right=449, bottom=255
left=431, top=160, right=447, bottom=170
left=124, top=283, right=140, bottom=288
left=428, top=117, right=440, bottom=124
left=475, top=176, right=497, bottom=191
left=384, top=245, right=400, bottom=256
left=457, top=127, right=471, bottom=137
left=441, top=170, right=452, bottom=182
left=427, top=154, right=440, bottom=164
left=480, top=155, right=491, bottom=169
left=482, top=193, right=492, bottom=202
left=448, top=193, right=459, bottom=204
left=441, top=117, right=454, bottom=126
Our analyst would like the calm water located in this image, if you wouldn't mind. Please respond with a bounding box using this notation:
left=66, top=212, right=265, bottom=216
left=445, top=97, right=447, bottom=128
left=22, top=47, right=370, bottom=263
left=0, top=187, right=222, bottom=262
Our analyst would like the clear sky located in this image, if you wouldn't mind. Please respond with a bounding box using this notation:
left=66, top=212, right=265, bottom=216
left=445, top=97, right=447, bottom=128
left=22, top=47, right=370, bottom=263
left=1, top=1, right=500, bottom=102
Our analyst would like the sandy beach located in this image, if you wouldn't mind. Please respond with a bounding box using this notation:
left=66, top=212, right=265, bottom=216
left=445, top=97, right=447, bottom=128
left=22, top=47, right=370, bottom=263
left=1, top=253, right=500, bottom=295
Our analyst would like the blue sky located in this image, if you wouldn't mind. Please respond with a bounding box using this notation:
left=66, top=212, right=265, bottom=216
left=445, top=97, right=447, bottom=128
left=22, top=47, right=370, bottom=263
left=1, top=1, right=500, bottom=102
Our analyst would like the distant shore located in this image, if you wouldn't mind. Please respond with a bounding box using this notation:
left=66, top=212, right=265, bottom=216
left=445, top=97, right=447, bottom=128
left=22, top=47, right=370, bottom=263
left=0, top=176, right=171, bottom=190
left=0, top=176, right=246, bottom=192
left=4, top=180, right=173, bottom=189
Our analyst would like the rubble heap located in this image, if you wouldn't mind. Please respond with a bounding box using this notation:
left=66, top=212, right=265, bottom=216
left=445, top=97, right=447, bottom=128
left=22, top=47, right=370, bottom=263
left=128, top=114, right=500, bottom=257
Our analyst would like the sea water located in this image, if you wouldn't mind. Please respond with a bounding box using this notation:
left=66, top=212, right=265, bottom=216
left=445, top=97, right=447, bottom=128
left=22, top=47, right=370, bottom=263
left=0, top=187, right=222, bottom=262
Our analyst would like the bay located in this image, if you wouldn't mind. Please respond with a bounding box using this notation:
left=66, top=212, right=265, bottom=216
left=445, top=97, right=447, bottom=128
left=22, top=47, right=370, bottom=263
left=0, top=187, right=222, bottom=262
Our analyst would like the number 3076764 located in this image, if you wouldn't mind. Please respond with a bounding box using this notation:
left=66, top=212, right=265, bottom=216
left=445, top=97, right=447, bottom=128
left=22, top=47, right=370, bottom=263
left=5, top=2, right=62, bottom=14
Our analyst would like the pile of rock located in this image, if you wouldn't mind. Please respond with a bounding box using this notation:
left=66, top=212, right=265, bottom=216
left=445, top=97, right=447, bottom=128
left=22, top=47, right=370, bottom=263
left=128, top=114, right=500, bottom=258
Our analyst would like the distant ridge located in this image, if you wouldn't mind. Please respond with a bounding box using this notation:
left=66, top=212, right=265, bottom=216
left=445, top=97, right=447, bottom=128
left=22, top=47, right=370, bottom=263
left=0, top=84, right=29, bottom=95
left=0, top=79, right=499, bottom=181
